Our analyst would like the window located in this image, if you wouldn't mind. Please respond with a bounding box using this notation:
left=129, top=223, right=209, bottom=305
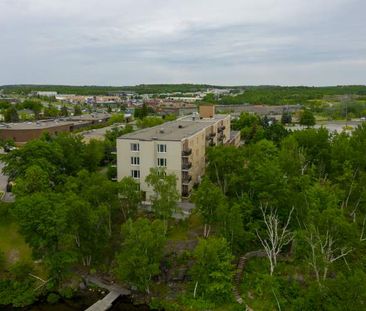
left=131, top=170, right=140, bottom=179
left=131, top=157, right=140, bottom=165
left=130, top=143, right=139, bottom=151
left=157, top=144, right=167, bottom=153
left=157, top=158, right=167, bottom=167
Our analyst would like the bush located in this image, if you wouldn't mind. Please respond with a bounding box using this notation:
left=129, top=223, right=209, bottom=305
left=47, top=293, right=60, bottom=304
left=59, top=286, right=75, bottom=299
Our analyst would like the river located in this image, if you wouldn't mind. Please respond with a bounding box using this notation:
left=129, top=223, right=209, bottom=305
left=1, top=291, right=151, bottom=311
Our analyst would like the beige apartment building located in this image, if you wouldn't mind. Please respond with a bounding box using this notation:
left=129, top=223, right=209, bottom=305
left=116, top=105, right=239, bottom=200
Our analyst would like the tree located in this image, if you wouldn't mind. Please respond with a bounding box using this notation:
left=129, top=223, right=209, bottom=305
left=12, top=193, right=75, bottom=282
left=2, top=139, right=63, bottom=181
left=60, top=106, right=69, bottom=117
left=74, top=105, right=82, bottom=116
left=117, top=177, right=141, bottom=221
left=205, top=146, right=246, bottom=195
left=13, top=165, right=50, bottom=196
left=256, top=205, right=294, bottom=275
left=66, top=194, right=109, bottom=266
left=108, top=113, right=125, bottom=125
left=4, top=106, right=19, bottom=122
left=43, top=104, right=59, bottom=118
left=216, top=203, right=244, bottom=252
left=190, top=237, right=234, bottom=303
left=134, top=103, right=149, bottom=119
left=192, top=178, right=226, bottom=237
left=299, top=109, right=315, bottom=127
left=145, top=168, right=180, bottom=230
left=136, top=116, right=164, bottom=129
left=83, top=139, right=104, bottom=172
left=305, top=228, right=352, bottom=284
left=115, top=218, right=166, bottom=293
left=281, top=110, right=292, bottom=124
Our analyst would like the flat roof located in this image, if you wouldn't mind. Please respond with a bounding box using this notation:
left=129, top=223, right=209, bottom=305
left=0, top=121, right=75, bottom=130
left=67, top=113, right=111, bottom=121
left=119, top=114, right=228, bottom=141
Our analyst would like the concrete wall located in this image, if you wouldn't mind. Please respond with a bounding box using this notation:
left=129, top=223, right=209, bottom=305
left=117, top=139, right=182, bottom=201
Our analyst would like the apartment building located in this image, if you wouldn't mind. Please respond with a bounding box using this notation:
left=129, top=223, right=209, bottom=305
left=116, top=105, right=239, bottom=200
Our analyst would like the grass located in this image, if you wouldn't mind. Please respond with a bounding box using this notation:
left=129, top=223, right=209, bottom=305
left=0, top=207, right=32, bottom=268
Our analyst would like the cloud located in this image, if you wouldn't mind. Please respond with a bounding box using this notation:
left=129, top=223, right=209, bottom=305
left=0, top=0, right=365, bottom=85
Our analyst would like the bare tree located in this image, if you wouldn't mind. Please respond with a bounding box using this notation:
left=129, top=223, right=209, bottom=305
left=306, top=229, right=352, bottom=284
left=256, top=205, right=294, bottom=275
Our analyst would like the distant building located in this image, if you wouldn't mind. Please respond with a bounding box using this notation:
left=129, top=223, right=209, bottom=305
left=35, top=91, right=58, bottom=97
left=0, top=113, right=111, bottom=144
left=0, top=121, right=75, bottom=144
left=117, top=105, right=239, bottom=201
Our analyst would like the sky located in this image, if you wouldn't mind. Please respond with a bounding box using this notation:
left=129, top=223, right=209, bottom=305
left=0, top=0, right=365, bottom=86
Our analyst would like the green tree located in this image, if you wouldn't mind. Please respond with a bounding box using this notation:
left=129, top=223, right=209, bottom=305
left=83, top=139, right=105, bottom=171
left=136, top=116, right=164, bottom=129
left=117, top=177, right=141, bottom=221
left=281, top=110, right=292, bottom=124
left=115, top=218, right=166, bottom=293
left=66, top=194, right=109, bottom=266
left=190, top=237, right=234, bottom=303
left=145, top=168, right=180, bottom=231
left=43, top=104, right=59, bottom=118
left=12, top=193, right=75, bottom=282
left=192, top=178, right=226, bottom=237
left=60, top=106, right=69, bottom=116
left=4, top=106, right=19, bottom=122
left=74, top=105, right=82, bottom=116
left=13, top=165, right=50, bottom=196
left=299, top=109, right=315, bottom=127
left=108, top=113, right=125, bottom=125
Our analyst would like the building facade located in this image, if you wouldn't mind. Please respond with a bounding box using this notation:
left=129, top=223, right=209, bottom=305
left=117, top=105, right=237, bottom=201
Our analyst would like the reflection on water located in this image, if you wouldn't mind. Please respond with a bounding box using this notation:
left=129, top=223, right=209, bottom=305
left=1, top=292, right=151, bottom=311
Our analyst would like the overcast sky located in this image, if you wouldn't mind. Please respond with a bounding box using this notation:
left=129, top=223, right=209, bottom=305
left=0, top=0, right=365, bottom=86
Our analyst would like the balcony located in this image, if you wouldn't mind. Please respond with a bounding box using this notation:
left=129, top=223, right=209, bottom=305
left=182, top=161, right=192, bottom=170
left=182, top=185, right=190, bottom=198
left=182, top=174, right=192, bottom=184
left=218, top=133, right=226, bottom=141
left=182, top=190, right=190, bottom=198
left=218, top=125, right=226, bottom=132
left=182, top=148, right=192, bottom=156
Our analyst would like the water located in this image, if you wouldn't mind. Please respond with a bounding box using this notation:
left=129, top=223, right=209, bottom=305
left=1, top=292, right=151, bottom=311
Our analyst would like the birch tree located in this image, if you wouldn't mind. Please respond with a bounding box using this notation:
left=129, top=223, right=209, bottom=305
left=306, top=229, right=352, bottom=284
left=256, top=205, right=294, bottom=275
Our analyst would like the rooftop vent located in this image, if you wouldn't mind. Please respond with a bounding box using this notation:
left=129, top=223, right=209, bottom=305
left=159, top=128, right=165, bottom=133
left=178, top=125, right=184, bottom=129
left=152, top=137, right=158, bottom=140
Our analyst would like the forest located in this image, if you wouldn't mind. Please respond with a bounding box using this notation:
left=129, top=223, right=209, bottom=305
left=0, top=84, right=226, bottom=95
left=204, top=85, right=366, bottom=106
left=1, top=114, right=366, bottom=310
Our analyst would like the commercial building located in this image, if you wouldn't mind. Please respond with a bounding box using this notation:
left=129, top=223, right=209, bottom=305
left=117, top=105, right=240, bottom=201
left=0, top=113, right=111, bottom=144
left=0, top=121, right=76, bottom=144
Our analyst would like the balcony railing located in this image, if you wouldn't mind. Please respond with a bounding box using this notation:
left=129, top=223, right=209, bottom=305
left=182, top=175, right=192, bottom=184
left=218, top=125, right=226, bottom=132
left=182, top=191, right=190, bottom=198
left=182, top=162, right=192, bottom=170
left=182, top=148, right=192, bottom=156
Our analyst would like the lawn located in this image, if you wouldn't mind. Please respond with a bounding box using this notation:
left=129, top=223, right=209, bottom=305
left=0, top=206, right=32, bottom=268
